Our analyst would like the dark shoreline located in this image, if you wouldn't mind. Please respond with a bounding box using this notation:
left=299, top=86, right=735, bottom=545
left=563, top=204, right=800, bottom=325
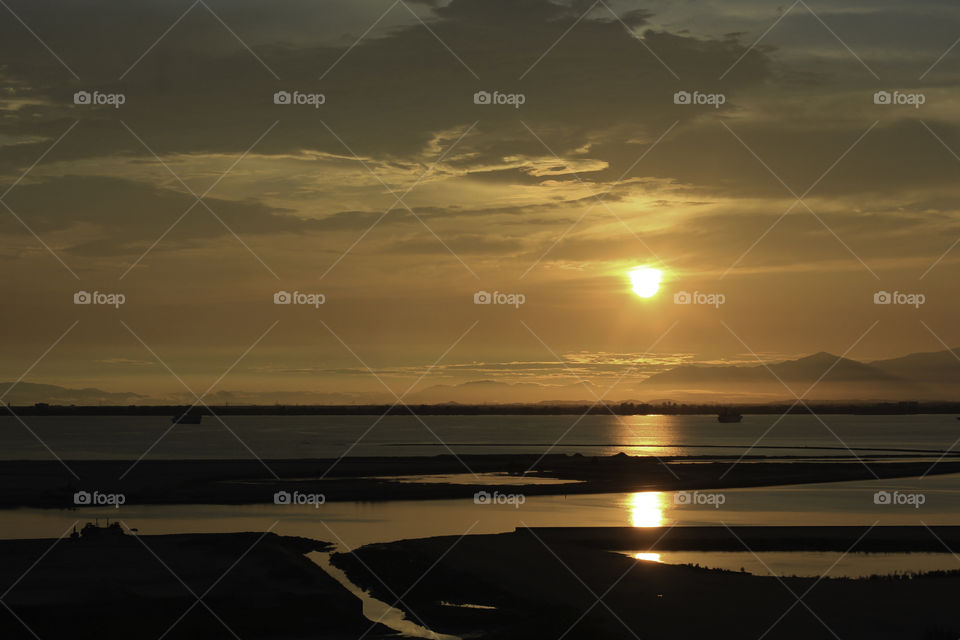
left=8, top=400, right=954, bottom=415
left=3, top=453, right=958, bottom=509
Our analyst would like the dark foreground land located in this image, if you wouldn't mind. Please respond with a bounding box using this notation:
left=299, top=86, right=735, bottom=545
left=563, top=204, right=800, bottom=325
left=3, top=453, right=959, bottom=508
left=334, top=526, right=960, bottom=640
left=0, top=531, right=396, bottom=640
left=5, top=525, right=960, bottom=640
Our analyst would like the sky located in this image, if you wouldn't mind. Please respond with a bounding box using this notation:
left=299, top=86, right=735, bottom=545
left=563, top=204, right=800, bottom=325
left=2, top=0, right=960, bottom=403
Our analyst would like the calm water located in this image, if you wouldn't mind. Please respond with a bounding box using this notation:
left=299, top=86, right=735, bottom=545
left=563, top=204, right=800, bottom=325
left=621, top=550, right=959, bottom=578
left=5, top=473, right=960, bottom=544
left=2, top=413, right=959, bottom=459
left=309, top=551, right=458, bottom=640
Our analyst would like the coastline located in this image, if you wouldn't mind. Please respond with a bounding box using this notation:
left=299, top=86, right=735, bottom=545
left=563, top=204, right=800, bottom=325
left=9, top=401, right=957, bottom=415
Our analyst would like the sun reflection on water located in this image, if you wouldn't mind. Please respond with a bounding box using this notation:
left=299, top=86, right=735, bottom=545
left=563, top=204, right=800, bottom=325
left=629, top=491, right=665, bottom=527
left=633, top=552, right=662, bottom=562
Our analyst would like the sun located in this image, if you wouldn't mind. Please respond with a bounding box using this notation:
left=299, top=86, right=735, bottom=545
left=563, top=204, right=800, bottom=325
left=628, top=267, right=662, bottom=298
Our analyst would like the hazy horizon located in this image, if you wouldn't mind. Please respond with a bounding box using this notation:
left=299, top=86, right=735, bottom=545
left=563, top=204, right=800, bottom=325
left=7, top=344, right=960, bottom=405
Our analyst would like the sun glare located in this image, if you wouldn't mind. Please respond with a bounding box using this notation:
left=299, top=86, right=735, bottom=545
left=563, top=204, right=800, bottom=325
left=629, top=491, right=665, bottom=527
left=634, top=552, right=663, bottom=563
left=629, top=267, right=662, bottom=298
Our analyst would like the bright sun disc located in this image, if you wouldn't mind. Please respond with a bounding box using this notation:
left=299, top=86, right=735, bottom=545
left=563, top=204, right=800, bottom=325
left=629, top=267, right=662, bottom=298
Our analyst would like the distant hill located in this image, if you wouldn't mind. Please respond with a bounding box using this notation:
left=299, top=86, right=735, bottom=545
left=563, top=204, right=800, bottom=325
left=0, top=382, right=144, bottom=405
left=6, top=347, right=960, bottom=406
left=640, top=349, right=960, bottom=401
left=409, top=379, right=597, bottom=404
left=869, top=348, right=960, bottom=383
left=0, top=383, right=377, bottom=406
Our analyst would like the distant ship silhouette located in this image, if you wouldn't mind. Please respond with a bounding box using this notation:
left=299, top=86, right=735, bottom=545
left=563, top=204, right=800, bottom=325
left=717, top=409, right=743, bottom=423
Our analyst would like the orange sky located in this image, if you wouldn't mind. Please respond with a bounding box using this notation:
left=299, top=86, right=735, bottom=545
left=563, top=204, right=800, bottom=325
left=2, top=0, right=960, bottom=403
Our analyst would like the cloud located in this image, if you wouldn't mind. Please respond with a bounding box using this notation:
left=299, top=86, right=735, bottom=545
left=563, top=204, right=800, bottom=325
left=1, top=175, right=323, bottom=255
left=3, top=0, right=960, bottom=400
left=0, top=0, right=769, bottom=169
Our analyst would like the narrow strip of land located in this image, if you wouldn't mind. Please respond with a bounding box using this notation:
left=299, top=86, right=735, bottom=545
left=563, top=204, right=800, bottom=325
left=2, top=453, right=957, bottom=508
